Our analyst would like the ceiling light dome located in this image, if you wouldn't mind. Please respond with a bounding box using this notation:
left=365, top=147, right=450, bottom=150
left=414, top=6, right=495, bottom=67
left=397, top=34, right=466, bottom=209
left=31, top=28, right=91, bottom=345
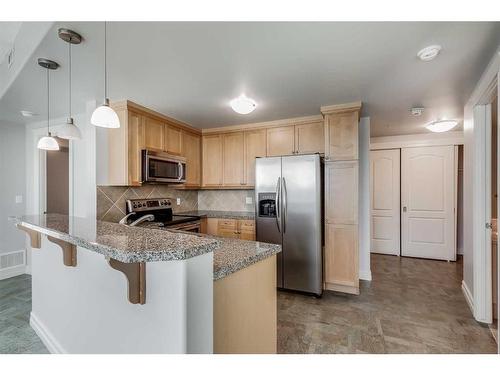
left=37, top=134, right=60, bottom=151
left=91, top=100, right=120, bottom=128
left=417, top=45, right=442, bottom=61
left=426, top=120, right=458, bottom=133
left=230, top=94, right=257, bottom=115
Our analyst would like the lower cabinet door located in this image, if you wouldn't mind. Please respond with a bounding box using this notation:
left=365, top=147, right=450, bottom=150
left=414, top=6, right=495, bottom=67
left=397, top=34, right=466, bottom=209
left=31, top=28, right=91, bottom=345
left=324, top=223, right=359, bottom=295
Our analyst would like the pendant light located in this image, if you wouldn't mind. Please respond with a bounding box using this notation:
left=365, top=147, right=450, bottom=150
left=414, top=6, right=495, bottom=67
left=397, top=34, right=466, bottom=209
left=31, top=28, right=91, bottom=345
left=91, top=22, right=120, bottom=128
left=37, top=58, right=60, bottom=151
left=58, top=28, right=82, bottom=140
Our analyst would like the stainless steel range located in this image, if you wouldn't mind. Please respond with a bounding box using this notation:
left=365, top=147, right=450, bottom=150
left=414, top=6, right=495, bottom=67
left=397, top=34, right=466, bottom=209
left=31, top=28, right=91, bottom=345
left=119, top=198, right=201, bottom=233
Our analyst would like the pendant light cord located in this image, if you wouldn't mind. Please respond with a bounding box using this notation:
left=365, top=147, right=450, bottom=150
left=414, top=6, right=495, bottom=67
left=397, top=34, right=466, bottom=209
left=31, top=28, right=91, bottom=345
left=46, top=67, right=50, bottom=135
left=104, top=21, right=107, bottom=100
left=69, top=40, right=72, bottom=118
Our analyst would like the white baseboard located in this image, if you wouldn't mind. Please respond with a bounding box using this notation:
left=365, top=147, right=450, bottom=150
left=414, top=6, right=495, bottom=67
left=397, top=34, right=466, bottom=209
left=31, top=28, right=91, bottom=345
left=359, top=269, right=372, bottom=281
left=0, top=265, right=26, bottom=281
left=30, top=312, right=65, bottom=354
left=462, top=280, right=474, bottom=314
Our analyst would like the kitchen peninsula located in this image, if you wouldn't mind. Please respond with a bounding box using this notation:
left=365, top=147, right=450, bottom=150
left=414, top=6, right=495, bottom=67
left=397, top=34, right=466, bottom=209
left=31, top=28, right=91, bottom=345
left=11, top=214, right=280, bottom=354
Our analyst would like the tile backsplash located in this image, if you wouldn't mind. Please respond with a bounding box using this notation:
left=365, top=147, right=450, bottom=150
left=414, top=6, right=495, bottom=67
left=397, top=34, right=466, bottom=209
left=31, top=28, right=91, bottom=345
left=97, top=185, right=198, bottom=223
left=97, top=186, right=254, bottom=223
left=197, top=190, right=254, bottom=212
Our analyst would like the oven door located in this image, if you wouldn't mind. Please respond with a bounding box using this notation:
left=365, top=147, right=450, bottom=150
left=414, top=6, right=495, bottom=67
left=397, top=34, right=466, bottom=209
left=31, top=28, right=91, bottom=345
left=142, top=150, right=186, bottom=183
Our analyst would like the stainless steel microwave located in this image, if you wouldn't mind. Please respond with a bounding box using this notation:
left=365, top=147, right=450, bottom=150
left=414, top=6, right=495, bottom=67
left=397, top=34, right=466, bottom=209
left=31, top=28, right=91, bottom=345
left=141, top=150, right=186, bottom=184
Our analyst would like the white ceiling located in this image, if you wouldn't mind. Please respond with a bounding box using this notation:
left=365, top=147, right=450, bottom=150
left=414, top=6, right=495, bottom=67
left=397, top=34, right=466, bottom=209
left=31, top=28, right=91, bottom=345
left=0, top=22, right=499, bottom=136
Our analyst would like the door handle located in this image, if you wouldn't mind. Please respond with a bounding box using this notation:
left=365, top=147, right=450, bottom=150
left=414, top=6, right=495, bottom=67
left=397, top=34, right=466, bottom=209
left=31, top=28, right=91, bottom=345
left=177, top=162, right=183, bottom=181
left=275, top=177, right=281, bottom=233
left=282, top=177, right=287, bottom=233
left=402, top=206, right=407, bottom=213
left=486, top=222, right=493, bottom=229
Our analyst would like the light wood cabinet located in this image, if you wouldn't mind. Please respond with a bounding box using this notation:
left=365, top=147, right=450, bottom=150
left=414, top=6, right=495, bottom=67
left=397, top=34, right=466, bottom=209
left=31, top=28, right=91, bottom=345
left=202, top=134, right=223, bottom=187
left=223, top=132, right=245, bottom=186
left=325, top=161, right=358, bottom=225
left=324, top=223, right=359, bottom=294
left=100, top=101, right=202, bottom=187
left=182, top=130, right=201, bottom=187
left=324, top=111, right=359, bottom=161
left=238, top=220, right=256, bottom=241
left=205, top=218, right=219, bottom=236
left=266, top=126, right=295, bottom=156
left=321, top=102, right=361, bottom=296
left=200, top=218, right=256, bottom=240
left=295, top=121, right=324, bottom=154
left=144, top=116, right=165, bottom=152
left=165, top=125, right=182, bottom=155
left=244, top=129, right=267, bottom=187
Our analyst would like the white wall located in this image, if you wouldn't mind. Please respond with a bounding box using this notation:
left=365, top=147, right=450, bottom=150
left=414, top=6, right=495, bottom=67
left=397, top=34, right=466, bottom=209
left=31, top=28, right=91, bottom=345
left=0, top=122, right=26, bottom=255
left=463, top=47, right=500, bottom=322
left=359, top=117, right=371, bottom=281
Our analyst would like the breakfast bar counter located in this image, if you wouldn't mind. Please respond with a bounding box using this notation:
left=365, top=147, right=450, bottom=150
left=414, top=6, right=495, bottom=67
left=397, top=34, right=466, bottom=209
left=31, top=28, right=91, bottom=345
left=11, top=213, right=280, bottom=354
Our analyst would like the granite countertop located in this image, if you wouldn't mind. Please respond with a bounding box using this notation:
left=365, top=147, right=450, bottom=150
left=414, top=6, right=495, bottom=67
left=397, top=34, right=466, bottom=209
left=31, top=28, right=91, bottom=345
left=211, top=236, right=281, bottom=280
left=177, top=210, right=255, bottom=220
left=10, top=214, right=220, bottom=263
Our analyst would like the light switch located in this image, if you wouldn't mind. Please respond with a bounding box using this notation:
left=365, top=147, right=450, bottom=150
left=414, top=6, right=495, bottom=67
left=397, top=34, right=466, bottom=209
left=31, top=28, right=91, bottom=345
left=15, top=195, right=23, bottom=204
left=245, top=197, right=253, bottom=205
left=176, top=198, right=181, bottom=206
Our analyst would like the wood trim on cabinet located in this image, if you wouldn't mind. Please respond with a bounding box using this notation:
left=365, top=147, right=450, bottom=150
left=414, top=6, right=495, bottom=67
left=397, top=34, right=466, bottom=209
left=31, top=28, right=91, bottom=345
left=320, top=101, right=362, bottom=116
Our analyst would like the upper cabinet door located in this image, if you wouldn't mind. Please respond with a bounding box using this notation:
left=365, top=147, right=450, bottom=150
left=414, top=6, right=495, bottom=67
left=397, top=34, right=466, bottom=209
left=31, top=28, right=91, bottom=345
left=182, top=131, right=201, bottom=187
left=244, top=129, right=267, bottom=186
left=144, top=116, right=165, bottom=151
left=202, top=134, right=223, bottom=186
left=127, top=111, right=145, bottom=186
left=325, top=112, right=358, bottom=161
left=165, top=125, right=182, bottom=155
left=223, top=132, right=245, bottom=186
left=325, top=161, right=358, bottom=225
left=266, top=126, right=295, bottom=156
left=295, top=121, right=325, bottom=154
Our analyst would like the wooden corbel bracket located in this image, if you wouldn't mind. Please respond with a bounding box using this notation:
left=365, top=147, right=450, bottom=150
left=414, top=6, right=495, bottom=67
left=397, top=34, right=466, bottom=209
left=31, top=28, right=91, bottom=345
left=47, top=236, right=77, bottom=267
left=108, top=259, right=146, bottom=305
left=16, top=224, right=41, bottom=249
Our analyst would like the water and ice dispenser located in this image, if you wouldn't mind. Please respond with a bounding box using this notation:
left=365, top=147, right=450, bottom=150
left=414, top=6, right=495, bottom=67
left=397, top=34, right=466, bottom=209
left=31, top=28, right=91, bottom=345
left=258, top=193, right=277, bottom=218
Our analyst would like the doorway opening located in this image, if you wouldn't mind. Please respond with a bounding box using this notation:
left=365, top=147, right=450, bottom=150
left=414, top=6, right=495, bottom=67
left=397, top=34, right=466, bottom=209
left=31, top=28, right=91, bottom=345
left=45, top=137, right=69, bottom=215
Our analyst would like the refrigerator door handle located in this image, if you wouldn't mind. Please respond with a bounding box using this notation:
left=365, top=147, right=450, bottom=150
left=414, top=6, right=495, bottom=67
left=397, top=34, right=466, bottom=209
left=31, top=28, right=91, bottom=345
left=282, top=177, right=287, bottom=233
left=275, top=177, right=281, bottom=232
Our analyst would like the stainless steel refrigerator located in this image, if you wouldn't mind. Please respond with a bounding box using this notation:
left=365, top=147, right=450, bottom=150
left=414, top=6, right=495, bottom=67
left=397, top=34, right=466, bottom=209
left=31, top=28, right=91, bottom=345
left=255, top=154, right=323, bottom=296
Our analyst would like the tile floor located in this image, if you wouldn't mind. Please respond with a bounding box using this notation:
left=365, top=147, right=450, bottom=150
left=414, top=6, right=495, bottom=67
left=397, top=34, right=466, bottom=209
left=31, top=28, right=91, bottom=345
left=278, top=254, right=498, bottom=353
left=0, top=254, right=497, bottom=354
left=0, top=274, right=48, bottom=354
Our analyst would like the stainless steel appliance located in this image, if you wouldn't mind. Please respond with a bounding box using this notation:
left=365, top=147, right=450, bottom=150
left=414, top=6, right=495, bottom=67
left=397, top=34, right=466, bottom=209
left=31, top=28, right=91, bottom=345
left=255, top=154, right=323, bottom=296
left=141, top=150, right=186, bottom=184
left=121, top=198, right=200, bottom=232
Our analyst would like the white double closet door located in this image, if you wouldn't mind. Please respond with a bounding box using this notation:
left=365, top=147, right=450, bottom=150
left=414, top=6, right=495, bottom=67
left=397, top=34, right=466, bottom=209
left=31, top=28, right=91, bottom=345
left=371, top=145, right=456, bottom=261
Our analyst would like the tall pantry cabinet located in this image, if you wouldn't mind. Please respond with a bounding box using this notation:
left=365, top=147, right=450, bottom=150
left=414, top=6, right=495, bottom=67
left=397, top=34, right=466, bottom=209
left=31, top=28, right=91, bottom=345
left=322, top=102, right=362, bottom=295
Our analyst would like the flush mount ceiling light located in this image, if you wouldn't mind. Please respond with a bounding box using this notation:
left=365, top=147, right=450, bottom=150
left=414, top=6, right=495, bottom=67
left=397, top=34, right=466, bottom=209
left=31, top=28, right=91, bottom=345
left=417, top=45, right=442, bottom=61
left=426, top=119, right=458, bottom=133
left=230, top=94, right=257, bottom=115
left=91, top=22, right=120, bottom=128
left=37, top=58, right=60, bottom=151
left=57, top=28, right=82, bottom=140
left=20, top=110, right=37, bottom=117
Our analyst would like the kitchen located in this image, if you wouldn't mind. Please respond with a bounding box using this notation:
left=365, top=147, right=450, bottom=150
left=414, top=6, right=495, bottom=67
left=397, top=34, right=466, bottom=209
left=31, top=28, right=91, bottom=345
left=1, top=20, right=499, bottom=358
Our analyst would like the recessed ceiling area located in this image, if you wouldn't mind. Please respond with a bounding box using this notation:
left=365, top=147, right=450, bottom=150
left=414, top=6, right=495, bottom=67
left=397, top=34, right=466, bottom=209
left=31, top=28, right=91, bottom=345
left=0, top=22, right=499, bottom=136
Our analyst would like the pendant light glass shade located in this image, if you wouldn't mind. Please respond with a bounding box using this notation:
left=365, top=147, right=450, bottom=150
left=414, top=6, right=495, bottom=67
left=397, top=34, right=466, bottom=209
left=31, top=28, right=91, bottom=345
left=38, top=134, right=60, bottom=151
left=92, top=22, right=120, bottom=129
left=58, top=118, right=83, bottom=140
left=91, top=100, right=120, bottom=128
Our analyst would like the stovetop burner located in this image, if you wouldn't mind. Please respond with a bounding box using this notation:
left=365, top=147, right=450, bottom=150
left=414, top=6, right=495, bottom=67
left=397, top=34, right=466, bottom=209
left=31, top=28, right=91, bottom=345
left=125, top=198, right=200, bottom=227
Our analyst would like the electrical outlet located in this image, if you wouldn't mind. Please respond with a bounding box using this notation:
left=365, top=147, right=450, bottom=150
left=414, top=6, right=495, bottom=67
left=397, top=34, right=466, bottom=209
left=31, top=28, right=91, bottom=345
left=15, top=195, right=23, bottom=204
left=176, top=198, right=181, bottom=206
left=245, top=197, right=253, bottom=205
